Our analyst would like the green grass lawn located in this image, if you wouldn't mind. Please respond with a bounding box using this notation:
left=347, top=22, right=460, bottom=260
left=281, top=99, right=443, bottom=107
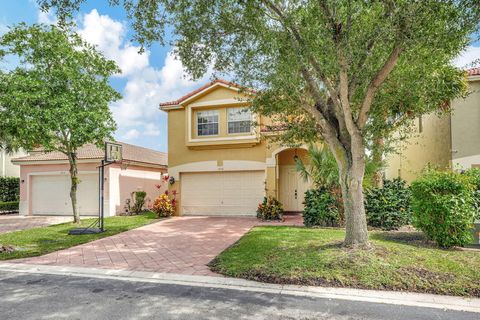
left=0, top=212, right=159, bottom=260
left=210, top=226, right=480, bottom=297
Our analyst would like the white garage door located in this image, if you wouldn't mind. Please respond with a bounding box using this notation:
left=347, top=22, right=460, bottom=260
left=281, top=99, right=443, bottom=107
left=31, top=174, right=99, bottom=216
left=181, top=171, right=265, bottom=215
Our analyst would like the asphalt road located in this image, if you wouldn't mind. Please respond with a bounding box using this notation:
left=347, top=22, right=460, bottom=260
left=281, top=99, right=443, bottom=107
left=0, top=271, right=477, bottom=320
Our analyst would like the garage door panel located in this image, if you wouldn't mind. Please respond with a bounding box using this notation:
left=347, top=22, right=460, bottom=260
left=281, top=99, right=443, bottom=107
left=181, top=171, right=264, bottom=216
left=31, top=174, right=98, bottom=216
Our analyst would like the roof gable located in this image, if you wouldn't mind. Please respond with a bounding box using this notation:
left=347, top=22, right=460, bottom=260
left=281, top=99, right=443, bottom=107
left=159, top=79, right=254, bottom=109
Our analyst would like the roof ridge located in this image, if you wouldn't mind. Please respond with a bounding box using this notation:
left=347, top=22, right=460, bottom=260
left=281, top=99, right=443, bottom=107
left=115, top=141, right=167, bottom=155
left=159, top=78, right=251, bottom=107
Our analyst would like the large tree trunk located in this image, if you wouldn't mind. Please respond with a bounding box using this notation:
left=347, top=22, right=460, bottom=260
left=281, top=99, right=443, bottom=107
left=67, top=152, right=80, bottom=224
left=336, top=143, right=369, bottom=248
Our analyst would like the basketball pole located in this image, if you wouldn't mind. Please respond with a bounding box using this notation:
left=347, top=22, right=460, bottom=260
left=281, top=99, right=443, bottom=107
left=99, top=159, right=105, bottom=232
left=98, top=141, right=122, bottom=232
left=69, top=142, right=121, bottom=235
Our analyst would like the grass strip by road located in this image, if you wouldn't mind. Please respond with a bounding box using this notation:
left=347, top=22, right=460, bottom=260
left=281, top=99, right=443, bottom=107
left=0, top=212, right=159, bottom=260
left=210, top=226, right=480, bottom=297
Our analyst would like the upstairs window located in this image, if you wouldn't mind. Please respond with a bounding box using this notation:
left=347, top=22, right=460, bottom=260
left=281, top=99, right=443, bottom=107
left=228, top=107, right=252, bottom=134
left=197, top=110, right=219, bottom=136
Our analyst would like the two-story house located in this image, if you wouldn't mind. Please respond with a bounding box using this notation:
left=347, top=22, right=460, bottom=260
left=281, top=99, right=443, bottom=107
left=1, top=149, right=28, bottom=177
left=385, top=67, right=480, bottom=181
left=160, top=79, right=312, bottom=216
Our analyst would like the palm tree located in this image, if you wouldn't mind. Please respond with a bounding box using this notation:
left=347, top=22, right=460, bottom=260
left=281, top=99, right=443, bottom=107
left=295, top=144, right=381, bottom=189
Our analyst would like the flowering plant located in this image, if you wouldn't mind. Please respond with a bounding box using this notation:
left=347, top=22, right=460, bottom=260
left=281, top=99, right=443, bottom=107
left=151, top=174, right=177, bottom=218
left=256, top=196, right=284, bottom=221
left=152, top=193, right=176, bottom=217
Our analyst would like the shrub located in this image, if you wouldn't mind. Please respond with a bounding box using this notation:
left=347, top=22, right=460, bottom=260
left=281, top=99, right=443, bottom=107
left=0, top=177, right=19, bottom=202
left=464, top=168, right=480, bottom=221
left=0, top=201, right=19, bottom=212
left=131, top=191, right=147, bottom=214
left=303, top=188, right=340, bottom=227
left=365, top=178, right=412, bottom=230
left=411, top=168, right=476, bottom=248
left=152, top=193, right=175, bottom=218
left=257, top=196, right=284, bottom=220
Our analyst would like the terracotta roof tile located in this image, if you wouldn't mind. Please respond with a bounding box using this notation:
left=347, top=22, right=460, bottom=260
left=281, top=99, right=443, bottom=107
left=12, top=142, right=167, bottom=167
left=159, top=79, right=254, bottom=107
left=467, top=67, right=480, bottom=76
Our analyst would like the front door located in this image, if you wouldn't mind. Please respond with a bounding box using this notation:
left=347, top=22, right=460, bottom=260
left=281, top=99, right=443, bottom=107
left=279, top=166, right=310, bottom=212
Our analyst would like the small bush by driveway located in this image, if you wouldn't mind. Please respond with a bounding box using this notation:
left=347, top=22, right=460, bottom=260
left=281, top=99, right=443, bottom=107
left=211, top=227, right=480, bottom=297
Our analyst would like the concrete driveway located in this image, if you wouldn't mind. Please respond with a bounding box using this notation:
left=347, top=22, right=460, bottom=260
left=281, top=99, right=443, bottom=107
left=14, top=215, right=302, bottom=276
left=0, top=215, right=72, bottom=234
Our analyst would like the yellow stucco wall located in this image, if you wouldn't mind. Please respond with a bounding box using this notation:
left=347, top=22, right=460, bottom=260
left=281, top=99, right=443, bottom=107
left=166, top=85, right=266, bottom=167
left=167, top=108, right=266, bottom=167
left=385, top=79, right=480, bottom=182
left=451, top=81, right=480, bottom=168
left=384, top=113, right=452, bottom=183
left=163, top=82, right=316, bottom=215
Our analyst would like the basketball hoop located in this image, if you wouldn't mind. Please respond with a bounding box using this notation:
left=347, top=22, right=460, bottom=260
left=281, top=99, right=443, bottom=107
left=105, top=142, right=122, bottom=163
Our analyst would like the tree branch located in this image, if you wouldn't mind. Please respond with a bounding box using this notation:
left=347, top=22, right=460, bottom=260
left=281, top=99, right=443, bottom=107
left=356, top=45, right=402, bottom=129
left=261, top=0, right=340, bottom=107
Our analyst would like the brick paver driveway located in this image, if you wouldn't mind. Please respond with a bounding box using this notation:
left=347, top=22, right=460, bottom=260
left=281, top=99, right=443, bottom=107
left=15, top=215, right=302, bottom=276
left=0, top=215, right=72, bottom=234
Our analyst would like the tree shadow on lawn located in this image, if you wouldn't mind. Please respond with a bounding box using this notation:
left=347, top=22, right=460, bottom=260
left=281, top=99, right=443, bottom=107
left=369, top=231, right=458, bottom=250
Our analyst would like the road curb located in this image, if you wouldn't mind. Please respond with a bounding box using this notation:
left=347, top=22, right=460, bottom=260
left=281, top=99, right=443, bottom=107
left=1, top=262, right=479, bottom=313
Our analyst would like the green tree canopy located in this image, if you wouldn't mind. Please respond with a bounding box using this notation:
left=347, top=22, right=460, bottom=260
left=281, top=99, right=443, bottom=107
left=38, top=0, right=480, bottom=246
left=0, top=24, right=121, bottom=222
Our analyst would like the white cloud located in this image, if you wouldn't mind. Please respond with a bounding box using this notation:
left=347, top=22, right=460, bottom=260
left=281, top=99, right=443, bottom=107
left=123, top=129, right=140, bottom=140
left=110, top=50, right=212, bottom=128
left=37, top=9, right=57, bottom=25
left=33, top=8, right=211, bottom=149
left=144, top=123, right=161, bottom=136
left=77, top=9, right=149, bottom=77
left=0, top=23, right=7, bottom=36
left=453, top=45, right=480, bottom=68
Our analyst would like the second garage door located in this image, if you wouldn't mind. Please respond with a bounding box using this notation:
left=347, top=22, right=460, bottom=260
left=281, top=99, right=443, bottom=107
left=181, top=171, right=265, bottom=215
left=31, top=173, right=99, bottom=216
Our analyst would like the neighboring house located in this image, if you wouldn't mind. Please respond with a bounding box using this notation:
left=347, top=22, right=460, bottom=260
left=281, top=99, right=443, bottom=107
left=385, top=68, right=480, bottom=182
left=0, top=149, right=28, bottom=177
left=12, top=142, right=167, bottom=217
left=160, top=79, right=312, bottom=216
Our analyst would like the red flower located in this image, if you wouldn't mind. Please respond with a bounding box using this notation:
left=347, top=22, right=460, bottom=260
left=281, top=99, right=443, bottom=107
left=164, top=190, right=169, bottom=195
left=172, top=190, right=177, bottom=196
left=155, top=184, right=161, bottom=189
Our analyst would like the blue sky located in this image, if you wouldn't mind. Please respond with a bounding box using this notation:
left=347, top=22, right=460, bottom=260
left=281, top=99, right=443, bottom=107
left=1, top=1, right=479, bottom=152
left=0, top=0, right=212, bottom=152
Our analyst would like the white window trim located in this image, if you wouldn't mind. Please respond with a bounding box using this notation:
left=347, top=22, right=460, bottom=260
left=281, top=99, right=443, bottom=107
left=227, top=107, right=253, bottom=135
left=196, top=110, right=220, bottom=137
left=186, top=101, right=258, bottom=143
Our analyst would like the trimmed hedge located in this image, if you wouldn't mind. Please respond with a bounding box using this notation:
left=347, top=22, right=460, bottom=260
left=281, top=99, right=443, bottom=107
left=303, top=188, right=340, bottom=227
left=0, top=201, right=19, bottom=212
left=365, top=178, right=412, bottom=230
left=411, top=168, right=475, bottom=248
left=464, top=168, right=480, bottom=221
left=0, top=177, right=20, bottom=202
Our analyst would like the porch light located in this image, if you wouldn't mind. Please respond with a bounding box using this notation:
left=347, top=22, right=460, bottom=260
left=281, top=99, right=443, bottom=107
left=293, top=148, right=298, bottom=161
